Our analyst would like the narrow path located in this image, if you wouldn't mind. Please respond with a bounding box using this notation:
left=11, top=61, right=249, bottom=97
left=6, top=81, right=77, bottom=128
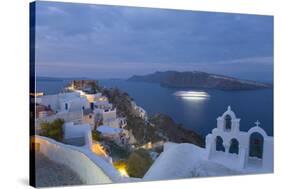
left=35, top=152, right=83, bottom=187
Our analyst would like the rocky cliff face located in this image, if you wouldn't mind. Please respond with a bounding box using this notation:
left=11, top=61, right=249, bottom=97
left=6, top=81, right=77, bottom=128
left=149, top=114, right=204, bottom=147
left=101, top=87, right=162, bottom=145
left=129, top=71, right=271, bottom=90
left=102, top=87, right=204, bottom=147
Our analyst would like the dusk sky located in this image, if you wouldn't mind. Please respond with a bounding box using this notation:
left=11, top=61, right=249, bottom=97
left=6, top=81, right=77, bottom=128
left=35, top=1, right=273, bottom=81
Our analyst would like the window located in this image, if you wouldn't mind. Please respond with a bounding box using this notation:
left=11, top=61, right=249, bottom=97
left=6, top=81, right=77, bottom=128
left=224, top=115, right=232, bottom=131
left=229, top=138, right=239, bottom=154
left=65, top=103, right=68, bottom=110
left=249, top=132, right=264, bottom=159
left=216, top=136, right=225, bottom=152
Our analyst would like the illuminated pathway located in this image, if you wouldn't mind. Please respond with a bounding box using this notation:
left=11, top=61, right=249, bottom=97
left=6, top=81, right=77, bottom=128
left=91, top=142, right=108, bottom=158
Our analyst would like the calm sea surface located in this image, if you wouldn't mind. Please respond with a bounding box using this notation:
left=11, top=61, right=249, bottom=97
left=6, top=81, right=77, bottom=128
left=36, top=79, right=273, bottom=137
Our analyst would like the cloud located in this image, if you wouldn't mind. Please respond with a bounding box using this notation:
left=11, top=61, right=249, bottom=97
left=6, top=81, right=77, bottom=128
left=34, top=1, right=273, bottom=81
left=46, top=6, right=67, bottom=15
left=218, top=56, right=273, bottom=65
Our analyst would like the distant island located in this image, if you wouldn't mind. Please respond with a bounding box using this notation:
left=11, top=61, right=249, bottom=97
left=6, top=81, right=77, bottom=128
left=128, top=71, right=271, bottom=91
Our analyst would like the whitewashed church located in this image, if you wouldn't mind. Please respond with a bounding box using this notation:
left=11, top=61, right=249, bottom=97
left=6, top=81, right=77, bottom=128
left=205, top=106, right=273, bottom=172
left=144, top=106, right=273, bottom=180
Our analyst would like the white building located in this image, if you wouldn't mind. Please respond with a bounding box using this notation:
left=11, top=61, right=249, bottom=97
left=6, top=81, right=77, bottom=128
left=117, top=117, right=127, bottom=129
left=37, top=92, right=89, bottom=113
left=144, top=106, right=273, bottom=180
left=83, top=109, right=96, bottom=129
left=74, top=90, right=108, bottom=110
left=205, top=106, right=273, bottom=171
left=35, top=92, right=90, bottom=130
left=131, top=101, right=148, bottom=121
left=66, top=88, right=127, bottom=131
left=64, top=122, right=93, bottom=148
left=97, top=125, right=122, bottom=140
left=94, top=100, right=112, bottom=110
left=93, top=105, right=127, bottom=129
left=97, top=125, right=129, bottom=146
left=37, top=89, right=130, bottom=144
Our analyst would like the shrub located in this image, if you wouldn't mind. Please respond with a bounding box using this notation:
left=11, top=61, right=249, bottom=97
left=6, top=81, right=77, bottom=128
left=127, top=149, right=153, bottom=178
left=106, top=141, right=130, bottom=159
left=39, top=118, right=64, bottom=141
left=92, top=130, right=102, bottom=141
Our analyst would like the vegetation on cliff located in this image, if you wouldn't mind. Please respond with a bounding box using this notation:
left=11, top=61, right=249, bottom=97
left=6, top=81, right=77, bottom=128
left=102, top=87, right=163, bottom=145
left=126, top=149, right=153, bottom=178
left=39, top=119, right=65, bottom=142
left=92, top=130, right=102, bottom=142
left=112, top=148, right=153, bottom=178
left=149, top=114, right=204, bottom=147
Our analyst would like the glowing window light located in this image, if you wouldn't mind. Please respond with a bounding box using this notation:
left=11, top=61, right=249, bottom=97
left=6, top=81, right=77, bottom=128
left=113, top=161, right=129, bottom=177
left=118, top=167, right=129, bottom=177
left=91, top=143, right=107, bottom=157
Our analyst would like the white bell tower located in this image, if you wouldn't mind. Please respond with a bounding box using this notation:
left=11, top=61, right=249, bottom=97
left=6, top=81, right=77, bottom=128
left=216, top=106, right=240, bottom=133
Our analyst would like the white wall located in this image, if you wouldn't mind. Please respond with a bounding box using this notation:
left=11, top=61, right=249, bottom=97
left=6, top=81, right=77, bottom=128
left=83, top=114, right=95, bottom=129
left=36, top=94, right=59, bottom=111
left=37, top=92, right=90, bottom=113
left=103, top=119, right=120, bottom=128
left=64, top=122, right=92, bottom=145
left=131, top=102, right=148, bottom=121
left=103, top=109, right=117, bottom=122
left=59, top=97, right=90, bottom=112
left=34, top=136, right=124, bottom=185
left=263, top=138, right=274, bottom=171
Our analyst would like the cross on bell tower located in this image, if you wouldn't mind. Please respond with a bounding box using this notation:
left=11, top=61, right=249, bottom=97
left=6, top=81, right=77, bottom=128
left=255, top=120, right=261, bottom=127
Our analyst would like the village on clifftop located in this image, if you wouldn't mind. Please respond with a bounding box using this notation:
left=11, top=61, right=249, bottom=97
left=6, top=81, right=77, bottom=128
left=31, top=80, right=273, bottom=187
